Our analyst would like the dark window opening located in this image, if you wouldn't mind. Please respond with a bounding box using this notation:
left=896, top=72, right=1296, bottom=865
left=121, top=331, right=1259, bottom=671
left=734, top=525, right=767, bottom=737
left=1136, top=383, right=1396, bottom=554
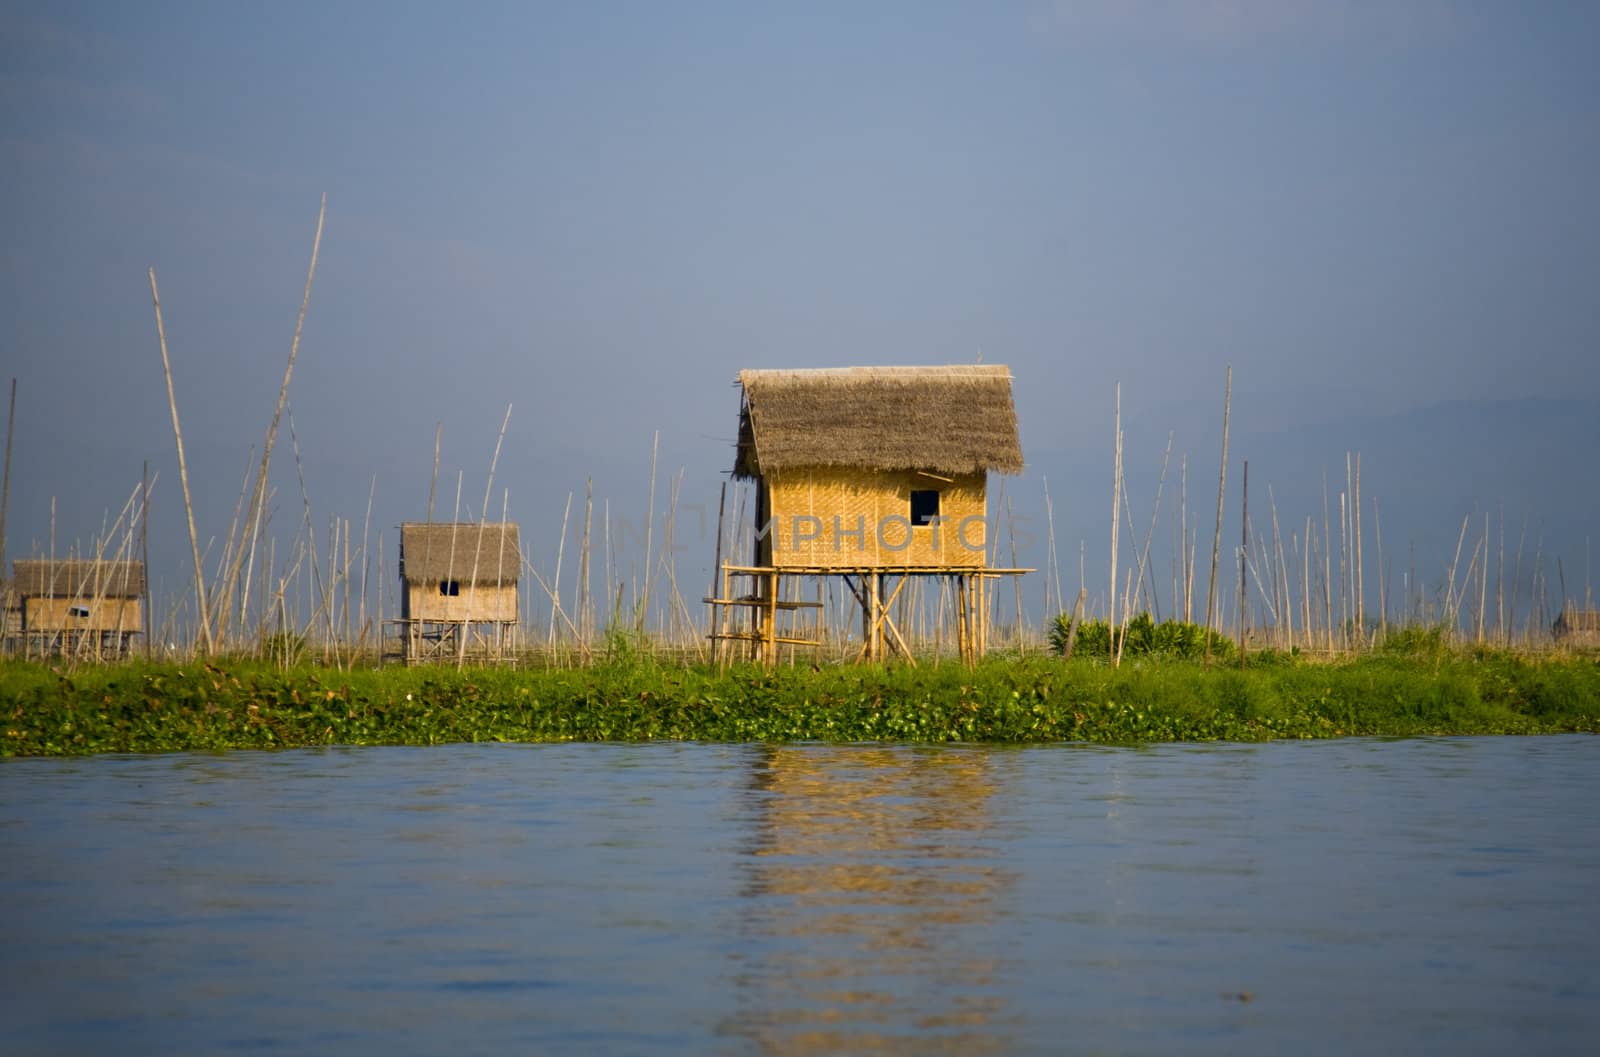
left=439, top=580, right=461, bottom=597
left=68, top=605, right=91, bottom=619
left=910, top=490, right=940, bottom=526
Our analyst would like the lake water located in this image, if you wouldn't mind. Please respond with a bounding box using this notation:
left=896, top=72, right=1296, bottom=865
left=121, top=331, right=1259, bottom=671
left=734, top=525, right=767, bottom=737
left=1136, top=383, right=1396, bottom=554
left=3, top=737, right=1597, bottom=1056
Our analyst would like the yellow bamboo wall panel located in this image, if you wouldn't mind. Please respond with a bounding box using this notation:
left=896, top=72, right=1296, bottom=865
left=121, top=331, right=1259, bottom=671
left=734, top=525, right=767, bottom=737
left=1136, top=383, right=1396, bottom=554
left=765, top=468, right=988, bottom=569
left=24, top=597, right=144, bottom=633
left=403, top=584, right=518, bottom=623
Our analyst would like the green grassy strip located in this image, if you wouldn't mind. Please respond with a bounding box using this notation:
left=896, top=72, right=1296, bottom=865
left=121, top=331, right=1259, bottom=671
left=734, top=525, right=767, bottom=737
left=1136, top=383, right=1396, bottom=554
left=3, top=650, right=1597, bottom=756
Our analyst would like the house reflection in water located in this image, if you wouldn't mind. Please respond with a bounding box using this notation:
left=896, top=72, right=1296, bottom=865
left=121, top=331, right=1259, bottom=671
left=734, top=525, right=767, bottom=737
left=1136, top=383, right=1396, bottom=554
left=721, top=746, right=1019, bottom=1056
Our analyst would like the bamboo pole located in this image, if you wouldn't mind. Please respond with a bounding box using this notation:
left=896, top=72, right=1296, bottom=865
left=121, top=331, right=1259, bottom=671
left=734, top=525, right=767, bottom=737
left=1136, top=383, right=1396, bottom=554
left=141, top=459, right=152, bottom=660
left=1239, top=460, right=1249, bottom=662
left=1496, top=505, right=1506, bottom=645
left=217, top=194, right=326, bottom=642
left=1204, top=365, right=1232, bottom=659
left=1510, top=513, right=1528, bottom=645
left=639, top=430, right=659, bottom=633
left=1042, top=476, right=1062, bottom=620
left=1353, top=452, right=1364, bottom=640
left=580, top=478, right=594, bottom=648
left=1268, top=484, right=1290, bottom=650
left=1443, top=513, right=1470, bottom=638
left=1008, top=496, right=1025, bottom=654
left=1339, top=491, right=1349, bottom=650
left=149, top=267, right=212, bottom=654
left=1179, top=452, right=1189, bottom=622
left=1302, top=517, right=1313, bottom=653
left=710, top=480, right=726, bottom=663
left=1373, top=498, right=1387, bottom=644
left=357, top=475, right=375, bottom=654
left=1478, top=511, right=1490, bottom=644
left=1109, top=383, right=1121, bottom=663
left=1321, top=472, right=1332, bottom=654
left=0, top=378, right=14, bottom=583
left=549, top=492, right=572, bottom=652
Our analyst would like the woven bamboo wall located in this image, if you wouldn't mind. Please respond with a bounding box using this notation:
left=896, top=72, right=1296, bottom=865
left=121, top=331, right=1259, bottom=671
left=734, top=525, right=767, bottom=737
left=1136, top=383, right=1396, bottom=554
left=402, top=583, right=519, bottom=623
left=765, top=468, right=988, bottom=568
left=24, top=597, right=144, bottom=633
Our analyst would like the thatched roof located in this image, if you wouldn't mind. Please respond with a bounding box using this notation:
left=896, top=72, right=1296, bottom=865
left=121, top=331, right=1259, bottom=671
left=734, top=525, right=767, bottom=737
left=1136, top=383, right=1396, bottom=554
left=399, top=522, right=521, bottom=585
left=733, top=365, right=1024, bottom=479
left=1556, top=608, right=1600, bottom=633
left=12, top=559, right=147, bottom=598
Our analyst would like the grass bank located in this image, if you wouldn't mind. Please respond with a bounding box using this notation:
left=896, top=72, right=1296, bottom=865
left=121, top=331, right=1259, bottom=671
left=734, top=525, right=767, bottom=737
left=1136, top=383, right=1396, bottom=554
left=4, top=647, right=1597, bottom=756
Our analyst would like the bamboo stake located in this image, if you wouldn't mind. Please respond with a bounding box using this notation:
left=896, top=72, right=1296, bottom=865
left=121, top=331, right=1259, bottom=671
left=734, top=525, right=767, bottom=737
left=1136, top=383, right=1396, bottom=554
left=1239, top=460, right=1249, bottom=662
left=1510, top=513, right=1528, bottom=644
left=1268, top=484, right=1290, bottom=650
left=639, top=430, right=659, bottom=633
left=217, top=194, right=326, bottom=641
left=141, top=459, right=152, bottom=660
left=1339, top=491, right=1349, bottom=650
left=1478, top=511, right=1489, bottom=644
left=550, top=492, right=572, bottom=651
left=1008, top=496, right=1025, bottom=654
left=1179, top=452, right=1189, bottom=622
left=1443, top=513, right=1470, bottom=637
left=149, top=267, right=212, bottom=654
left=0, top=378, right=14, bottom=581
left=1354, top=451, right=1364, bottom=639
left=1321, top=472, right=1333, bottom=654
left=580, top=478, right=594, bottom=648
left=1302, top=517, right=1313, bottom=652
left=1109, top=383, right=1121, bottom=663
left=1373, top=498, right=1387, bottom=643
left=1127, top=430, right=1173, bottom=635
left=1497, top=505, right=1506, bottom=645
left=357, top=474, right=375, bottom=653
left=1042, top=476, right=1062, bottom=620
left=1204, top=365, right=1232, bottom=659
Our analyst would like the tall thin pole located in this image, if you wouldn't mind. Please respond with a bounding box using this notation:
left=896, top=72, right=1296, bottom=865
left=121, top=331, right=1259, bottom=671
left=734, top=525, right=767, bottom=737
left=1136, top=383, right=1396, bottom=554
left=1204, top=365, right=1232, bottom=659
left=217, top=193, right=326, bottom=641
left=0, top=378, right=15, bottom=579
left=1109, top=383, right=1121, bottom=661
left=149, top=267, right=213, bottom=654
left=141, top=459, right=152, bottom=660
left=1239, top=459, right=1249, bottom=663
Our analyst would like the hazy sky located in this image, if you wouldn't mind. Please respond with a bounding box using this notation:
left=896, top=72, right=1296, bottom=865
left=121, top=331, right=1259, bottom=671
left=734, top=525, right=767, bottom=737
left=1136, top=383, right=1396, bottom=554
left=3, top=1, right=1597, bottom=631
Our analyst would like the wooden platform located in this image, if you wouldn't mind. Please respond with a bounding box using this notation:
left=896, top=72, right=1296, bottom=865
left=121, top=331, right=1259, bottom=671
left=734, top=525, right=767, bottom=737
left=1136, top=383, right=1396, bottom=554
left=706, top=563, right=1031, bottom=668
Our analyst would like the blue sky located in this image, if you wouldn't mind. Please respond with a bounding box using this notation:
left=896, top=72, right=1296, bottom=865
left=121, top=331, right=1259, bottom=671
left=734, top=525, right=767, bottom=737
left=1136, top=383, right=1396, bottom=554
left=3, top=1, right=1597, bottom=633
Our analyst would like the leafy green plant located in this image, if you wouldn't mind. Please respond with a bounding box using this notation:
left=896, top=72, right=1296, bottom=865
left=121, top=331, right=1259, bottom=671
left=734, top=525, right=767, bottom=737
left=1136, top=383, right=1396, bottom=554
left=1049, top=613, right=1234, bottom=660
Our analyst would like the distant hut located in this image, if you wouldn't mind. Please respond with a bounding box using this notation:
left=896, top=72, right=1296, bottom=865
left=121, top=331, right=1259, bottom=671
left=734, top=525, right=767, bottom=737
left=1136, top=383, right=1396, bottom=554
left=394, top=522, right=521, bottom=664
left=1553, top=605, right=1600, bottom=650
left=712, top=365, right=1026, bottom=665
left=11, top=558, right=146, bottom=659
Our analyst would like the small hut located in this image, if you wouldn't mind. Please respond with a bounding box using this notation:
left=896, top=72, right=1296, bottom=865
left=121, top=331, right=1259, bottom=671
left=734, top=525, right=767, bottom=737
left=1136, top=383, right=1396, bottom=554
left=10, top=558, right=146, bottom=659
left=1553, top=605, right=1600, bottom=650
left=712, top=365, right=1026, bottom=664
left=392, top=522, right=521, bottom=664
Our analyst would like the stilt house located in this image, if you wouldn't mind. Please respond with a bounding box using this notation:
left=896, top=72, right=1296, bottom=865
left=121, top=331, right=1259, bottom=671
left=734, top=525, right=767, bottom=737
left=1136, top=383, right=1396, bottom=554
left=712, top=365, right=1026, bottom=665
left=394, top=522, right=521, bottom=663
left=1553, top=605, right=1600, bottom=649
left=10, top=558, right=146, bottom=658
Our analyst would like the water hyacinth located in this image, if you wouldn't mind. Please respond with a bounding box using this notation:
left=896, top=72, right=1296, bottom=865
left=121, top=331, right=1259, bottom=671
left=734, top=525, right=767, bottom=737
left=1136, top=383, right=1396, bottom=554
left=3, top=648, right=1597, bottom=756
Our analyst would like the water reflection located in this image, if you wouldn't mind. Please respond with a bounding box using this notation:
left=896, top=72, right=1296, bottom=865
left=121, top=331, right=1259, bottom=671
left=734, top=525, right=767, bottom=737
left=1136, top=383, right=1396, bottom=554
left=724, top=746, right=1018, bottom=1055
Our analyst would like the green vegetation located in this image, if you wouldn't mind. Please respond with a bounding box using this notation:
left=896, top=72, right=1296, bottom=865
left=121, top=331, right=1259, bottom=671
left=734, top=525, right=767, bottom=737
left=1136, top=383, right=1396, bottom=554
left=3, top=646, right=1597, bottom=756
left=1050, top=614, right=1234, bottom=661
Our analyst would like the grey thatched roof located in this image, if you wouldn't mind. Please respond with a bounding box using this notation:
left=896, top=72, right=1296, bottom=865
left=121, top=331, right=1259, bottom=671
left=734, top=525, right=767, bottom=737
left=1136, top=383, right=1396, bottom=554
left=399, top=523, right=521, bottom=585
left=733, top=365, right=1024, bottom=479
left=12, top=559, right=147, bottom=598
